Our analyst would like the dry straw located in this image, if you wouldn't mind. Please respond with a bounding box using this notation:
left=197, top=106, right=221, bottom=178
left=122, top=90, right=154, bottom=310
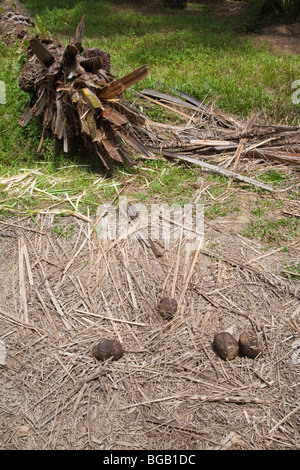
left=0, top=205, right=299, bottom=449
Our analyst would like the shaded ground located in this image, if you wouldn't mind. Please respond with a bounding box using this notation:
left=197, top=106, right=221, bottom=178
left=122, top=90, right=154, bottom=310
left=254, top=22, right=300, bottom=56
left=205, top=0, right=300, bottom=55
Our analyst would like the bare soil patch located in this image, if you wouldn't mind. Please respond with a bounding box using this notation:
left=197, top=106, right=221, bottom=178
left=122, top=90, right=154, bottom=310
left=253, top=22, right=300, bottom=56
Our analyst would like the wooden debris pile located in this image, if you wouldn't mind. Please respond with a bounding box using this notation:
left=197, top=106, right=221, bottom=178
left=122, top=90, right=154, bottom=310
left=138, top=88, right=300, bottom=167
left=133, top=87, right=300, bottom=189
left=18, top=16, right=152, bottom=171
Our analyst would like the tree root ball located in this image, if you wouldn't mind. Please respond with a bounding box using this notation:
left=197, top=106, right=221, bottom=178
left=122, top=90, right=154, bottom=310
left=92, top=338, right=124, bottom=361
left=239, top=332, right=263, bottom=359
left=213, top=332, right=239, bottom=361
left=82, top=47, right=111, bottom=74
left=158, top=297, right=177, bottom=320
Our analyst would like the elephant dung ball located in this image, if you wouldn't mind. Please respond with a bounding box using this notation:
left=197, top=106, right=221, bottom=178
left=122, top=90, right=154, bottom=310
left=213, top=331, right=239, bottom=360
left=239, top=332, right=263, bottom=359
left=158, top=297, right=177, bottom=320
left=92, top=338, right=124, bottom=361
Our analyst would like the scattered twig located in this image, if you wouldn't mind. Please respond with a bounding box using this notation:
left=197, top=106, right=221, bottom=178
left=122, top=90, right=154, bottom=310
left=268, top=404, right=300, bottom=435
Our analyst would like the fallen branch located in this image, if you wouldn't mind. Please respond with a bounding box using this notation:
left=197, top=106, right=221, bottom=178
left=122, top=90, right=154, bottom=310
left=247, top=149, right=300, bottom=166
left=153, top=149, right=274, bottom=191
left=119, top=393, right=272, bottom=410
left=268, top=404, right=300, bottom=435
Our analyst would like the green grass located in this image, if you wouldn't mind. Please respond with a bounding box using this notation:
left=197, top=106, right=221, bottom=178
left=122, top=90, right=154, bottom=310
left=281, top=261, right=300, bottom=279
left=242, top=198, right=299, bottom=246
left=18, top=0, right=300, bottom=121
left=0, top=153, right=202, bottom=218
left=242, top=216, right=298, bottom=245
left=52, top=223, right=75, bottom=238
left=259, top=170, right=286, bottom=184
left=1, top=0, right=299, bottom=169
left=205, top=199, right=240, bottom=219
left=0, top=41, right=41, bottom=167
left=0, top=0, right=299, bottom=238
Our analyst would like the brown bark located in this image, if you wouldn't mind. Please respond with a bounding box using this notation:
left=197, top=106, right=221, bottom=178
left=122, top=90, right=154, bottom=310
left=18, top=16, right=151, bottom=171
